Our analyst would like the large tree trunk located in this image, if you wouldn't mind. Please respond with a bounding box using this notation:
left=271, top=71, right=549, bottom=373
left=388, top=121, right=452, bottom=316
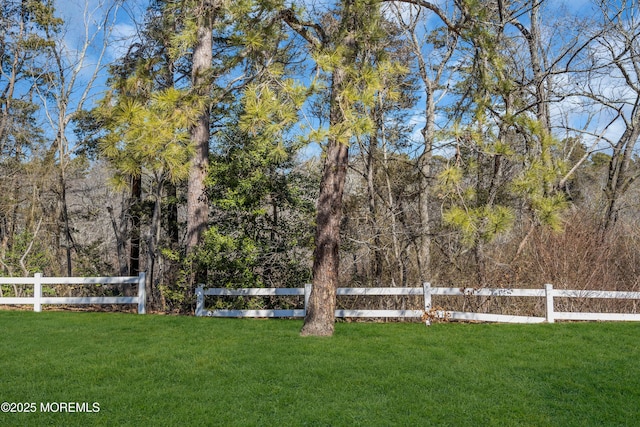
left=282, top=0, right=371, bottom=335
left=300, top=66, right=350, bottom=337
left=186, top=19, right=213, bottom=255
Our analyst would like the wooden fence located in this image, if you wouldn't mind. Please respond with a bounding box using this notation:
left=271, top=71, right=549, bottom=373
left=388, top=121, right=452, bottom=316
left=195, top=283, right=640, bottom=324
left=0, top=273, right=147, bottom=314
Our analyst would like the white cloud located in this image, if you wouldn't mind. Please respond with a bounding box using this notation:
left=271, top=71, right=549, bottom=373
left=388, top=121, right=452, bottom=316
left=107, top=22, right=139, bottom=61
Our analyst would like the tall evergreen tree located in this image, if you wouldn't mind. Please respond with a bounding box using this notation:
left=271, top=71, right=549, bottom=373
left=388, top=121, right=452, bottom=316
left=279, top=0, right=394, bottom=335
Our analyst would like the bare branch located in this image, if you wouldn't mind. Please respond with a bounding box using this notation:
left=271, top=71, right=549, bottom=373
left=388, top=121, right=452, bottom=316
left=384, top=0, right=463, bottom=32
left=19, top=217, right=43, bottom=277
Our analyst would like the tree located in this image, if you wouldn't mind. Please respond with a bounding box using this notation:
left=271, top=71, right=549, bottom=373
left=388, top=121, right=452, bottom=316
left=173, top=0, right=287, bottom=261
left=184, top=0, right=216, bottom=254
left=434, top=0, right=570, bottom=284
left=98, top=87, right=200, bottom=308
left=279, top=0, right=395, bottom=335
left=387, top=1, right=462, bottom=284
left=587, top=0, right=640, bottom=234
left=30, top=0, right=122, bottom=276
left=0, top=0, right=50, bottom=275
left=98, top=0, right=183, bottom=277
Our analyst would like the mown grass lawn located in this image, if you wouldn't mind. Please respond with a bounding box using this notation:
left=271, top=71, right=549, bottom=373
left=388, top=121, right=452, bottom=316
left=0, top=311, right=638, bottom=426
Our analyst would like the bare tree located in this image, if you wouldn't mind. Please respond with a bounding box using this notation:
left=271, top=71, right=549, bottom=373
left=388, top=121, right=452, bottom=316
left=387, top=2, right=461, bottom=284
left=590, top=0, right=640, bottom=234
left=33, top=0, right=122, bottom=275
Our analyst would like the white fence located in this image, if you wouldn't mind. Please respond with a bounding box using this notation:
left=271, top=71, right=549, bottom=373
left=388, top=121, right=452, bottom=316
left=195, top=284, right=426, bottom=318
left=195, top=283, right=640, bottom=324
left=0, top=273, right=146, bottom=314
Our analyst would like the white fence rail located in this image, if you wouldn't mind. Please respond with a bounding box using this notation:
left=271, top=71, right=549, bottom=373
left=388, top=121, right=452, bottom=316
left=0, top=273, right=147, bottom=314
left=196, top=283, right=640, bottom=324
left=195, top=284, right=427, bottom=318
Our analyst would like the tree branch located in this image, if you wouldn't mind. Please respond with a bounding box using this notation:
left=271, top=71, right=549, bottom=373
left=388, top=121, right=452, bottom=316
left=20, top=217, right=43, bottom=277
left=280, top=8, right=325, bottom=49
left=384, top=0, right=464, bottom=32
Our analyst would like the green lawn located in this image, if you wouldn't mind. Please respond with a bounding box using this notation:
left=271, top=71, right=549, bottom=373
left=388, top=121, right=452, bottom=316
left=0, top=311, right=638, bottom=426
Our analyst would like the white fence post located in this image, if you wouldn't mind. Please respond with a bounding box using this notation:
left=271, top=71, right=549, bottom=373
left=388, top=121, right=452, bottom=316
left=195, top=286, right=204, bottom=317
left=137, top=272, right=146, bottom=314
left=545, top=284, right=555, bottom=323
left=304, top=283, right=312, bottom=317
left=33, top=273, right=42, bottom=312
left=423, top=282, right=432, bottom=326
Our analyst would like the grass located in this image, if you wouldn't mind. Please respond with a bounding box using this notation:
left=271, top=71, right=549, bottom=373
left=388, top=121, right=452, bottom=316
left=1, top=311, right=639, bottom=426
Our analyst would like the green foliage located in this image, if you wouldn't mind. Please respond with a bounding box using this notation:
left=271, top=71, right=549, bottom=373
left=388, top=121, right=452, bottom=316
left=437, top=1, right=571, bottom=252
left=197, top=123, right=317, bottom=291
left=98, top=87, right=201, bottom=187
left=437, top=115, right=570, bottom=247
left=182, top=76, right=317, bottom=293
left=22, top=0, right=63, bottom=30
left=439, top=124, right=569, bottom=247
left=196, top=226, right=262, bottom=288
left=510, top=132, right=569, bottom=231
left=239, top=79, right=307, bottom=148
left=591, top=152, right=611, bottom=167
left=530, top=194, right=569, bottom=232
left=443, top=205, right=515, bottom=246
left=437, top=165, right=464, bottom=193
left=168, top=17, right=199, bottom=61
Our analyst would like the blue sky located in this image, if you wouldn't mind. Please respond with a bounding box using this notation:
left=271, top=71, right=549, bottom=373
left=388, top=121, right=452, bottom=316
left=29, top=0, right=144, bottom=154
left=47, top=0, right=636, bottom=161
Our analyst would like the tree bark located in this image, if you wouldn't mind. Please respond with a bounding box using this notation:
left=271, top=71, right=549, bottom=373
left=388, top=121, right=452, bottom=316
left=129, top=175, right=141, bottom=276
left=283, top=0, right=374, bottom=335
left=417, top=92, right=434, bottom=284
left=300, top=66, right=350, bottom=337
left=186, top=17, right=213, bottom=255
left=145, top=176, right=164, bottom=310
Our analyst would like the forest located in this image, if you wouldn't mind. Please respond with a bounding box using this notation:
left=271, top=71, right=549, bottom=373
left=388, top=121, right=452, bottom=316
left=2, top=0, right=640, bottom=335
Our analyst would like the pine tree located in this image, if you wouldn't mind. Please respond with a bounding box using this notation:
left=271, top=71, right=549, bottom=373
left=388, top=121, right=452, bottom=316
left=437, top=0, right=569, bottom=284
left=98, top=86, right=201, bottom=307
